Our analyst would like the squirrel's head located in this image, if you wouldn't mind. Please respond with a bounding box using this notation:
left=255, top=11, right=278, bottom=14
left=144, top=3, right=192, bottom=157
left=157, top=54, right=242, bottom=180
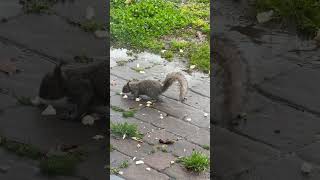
left=39, top=62, right=66, bottom=100
left=122, top=81, right=131, bottom=93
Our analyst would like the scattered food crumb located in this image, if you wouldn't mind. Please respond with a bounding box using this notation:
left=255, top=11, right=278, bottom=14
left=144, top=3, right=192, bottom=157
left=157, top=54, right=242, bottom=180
left=190, top=65, right=196, bottom=69
left=139, top=104, right=143, bottom=106
left=41, top=105, right=56, bottom=116
left=137, top=144, right=141, bottom=148
left=301, top=162, right=312, bottom=174
left=179, top=49, right=183, bottom=53
left=92, top=135, right=104, bottom=140
left=136, top=97, right=141, bottom=101
left=120, top=92, right=123, bottom=95
left=186, top=117, right=191, bottom=122
left=137, top=63, right=140, bottom=68
left=146, top=167, right=151, bottom=171
left=111, top=80, right=117, bottom=86
left=123, top=94, right=128, bottom=99
left=170, top=161, right=175, bottom=164
left=122, top=134, right=126, bottom=139
left=31, top=96, right=41, bottom=106
left=118, top=171, right=123, bottom=175
left=135, top=160, right=144, bottom=165
left=204, top=113, right=208, bottom=117
left=139, top=71, right=145, bottom=74
left=147, top=135, right=151, bottom=138
left=133, top=157, right=136, bottom=161
left=81, top=115, right=97, bottom=126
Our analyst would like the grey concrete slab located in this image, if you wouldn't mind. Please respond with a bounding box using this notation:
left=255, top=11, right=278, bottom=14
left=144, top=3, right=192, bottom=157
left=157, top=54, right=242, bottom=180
left=0, top=148, right=81, bottom=180
left=213, top=126, right=279, bottom=178
left=0, top=106, right=103, bottom=151
left=0, top=0, right=22, bottom=19
left=236, top=93, right=320, bottom=152
left=0, top=42, right=54, bottom=98
left=0, top=14, right=106, bottom=61
left=232, top=155, right=320, bottom=180
left=259, top=67, right=320, bottom=115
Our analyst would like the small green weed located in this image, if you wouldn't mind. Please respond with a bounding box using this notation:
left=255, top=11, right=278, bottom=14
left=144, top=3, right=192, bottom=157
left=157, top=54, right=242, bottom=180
left=111, top=106, right=125, bottom=112
left=39, top=152, right=84, bottom=176
left=110, top=167, right=120, bottom=174
left=161, top=50, right=174, bottom=60
left=179, top=151, right=209, bottom=172
left=122, top=110, right=136, bottom=118
left=81, top=20, right=105, bottom=32
left=2, top=140, right=42, bottom=160
left=111, top=122, right=143, bottom=138
left=201, top=144, right=210, bottom=150
left=21, top=0, right=52, bottom=14
left=189, top=42, right=210, bottom=73
left=256, top=0, right=320, bottom=36
left=16, top=96, right=33, bottom=106
left=119, top=160, right=129, bottom=169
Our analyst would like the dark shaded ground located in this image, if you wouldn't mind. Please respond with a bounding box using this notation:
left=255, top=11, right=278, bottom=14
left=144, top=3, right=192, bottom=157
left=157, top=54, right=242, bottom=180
left=0, top=1, right=107, bottom=179
left=213, top=0, right=320, bottom=180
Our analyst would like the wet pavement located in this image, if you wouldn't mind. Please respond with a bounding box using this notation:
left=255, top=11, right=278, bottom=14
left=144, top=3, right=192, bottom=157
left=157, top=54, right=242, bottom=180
left=213, top=0, right=320, bottom=180
left=110, top=48, right=210, bottom=179
left=0, top=0, right=107, bottom=180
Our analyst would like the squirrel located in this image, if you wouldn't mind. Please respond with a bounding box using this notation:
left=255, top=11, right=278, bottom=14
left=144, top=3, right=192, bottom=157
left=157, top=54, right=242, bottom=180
left=38, top=60, right=108, bottom=121
left=122, top=72, right=188, bottom=102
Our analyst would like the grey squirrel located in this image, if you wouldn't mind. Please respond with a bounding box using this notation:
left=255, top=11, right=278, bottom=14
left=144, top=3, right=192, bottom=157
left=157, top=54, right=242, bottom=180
left=38, top=60, right=107, bottom=121
left=122, top=72, right=188, bottom=102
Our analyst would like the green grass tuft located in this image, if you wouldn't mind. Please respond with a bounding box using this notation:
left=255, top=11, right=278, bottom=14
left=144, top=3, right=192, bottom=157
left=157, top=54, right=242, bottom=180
left=39, top=152, right=84, bottom=176
left=179, top=151, right=209, bottom=172
left=189, top=42, right=210, bottom=73
left=256, top=0, right=320, bottom=36
left=119, top=160, right=129, bottom=169
left=111, top=122, right=143, bottom=138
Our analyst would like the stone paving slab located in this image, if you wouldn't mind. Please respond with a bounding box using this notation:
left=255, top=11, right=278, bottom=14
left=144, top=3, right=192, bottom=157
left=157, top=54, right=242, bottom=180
left=259, top=67, right=320, bottom=114
left=75, top=141, right=108, bottom=180
left=110, top=150, right=131, bottom=168
left=53, top=0, right=107, bottom=24
left=164, top=164, right=210, bottom=180
left=121, top=163, right=170, bottom=180
left=230, top=155, right=320, bottom=180
left=0, top=14, right=106, bottom=61
left=0, top=148, right=82, bottom=180
left=0, top=42, right=54, bottom=97
left=297, top=142, right=320, bottom=165
left=213, top=126, right=279, bottom=178
left=0, top=0, right=22, bottom=20
left=236, top=93, right=320, bottom=152
left=143, top=151, right=176, bottom=171
left=0, top=94, right=17, bottom=110
left=110, top=138, right=154, bottom=160
left=0, top=106, right=103, bottom=151
left=153, top=96, right=210, bottom=129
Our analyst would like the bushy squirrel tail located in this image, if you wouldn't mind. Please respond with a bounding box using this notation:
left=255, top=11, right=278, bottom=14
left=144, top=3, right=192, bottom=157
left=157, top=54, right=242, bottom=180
left=161, top=72, right=188, bottom=101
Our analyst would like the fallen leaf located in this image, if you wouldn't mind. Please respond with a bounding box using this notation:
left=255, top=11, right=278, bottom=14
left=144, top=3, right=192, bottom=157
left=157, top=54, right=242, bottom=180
left=0, top=60, right=18, bottom=75
left=159, top=139, right=175, bottom=144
